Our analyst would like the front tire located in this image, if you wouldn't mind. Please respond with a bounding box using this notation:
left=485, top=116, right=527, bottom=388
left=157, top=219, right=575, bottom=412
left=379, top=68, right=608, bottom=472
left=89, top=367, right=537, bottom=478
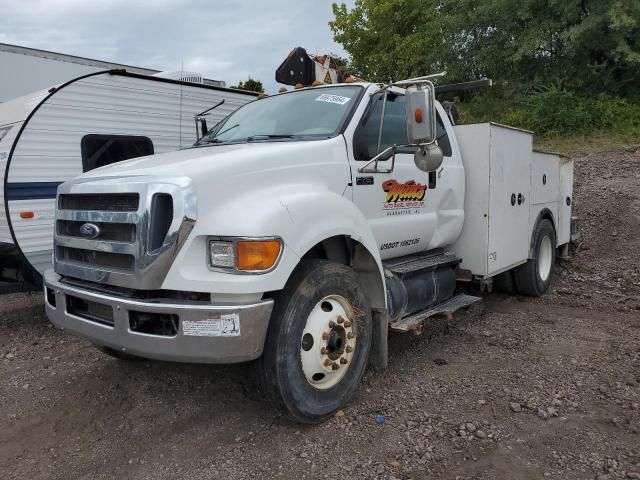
left=258, top=260, right=372, bottom=424
left=514, top=219, right=556, bottom=296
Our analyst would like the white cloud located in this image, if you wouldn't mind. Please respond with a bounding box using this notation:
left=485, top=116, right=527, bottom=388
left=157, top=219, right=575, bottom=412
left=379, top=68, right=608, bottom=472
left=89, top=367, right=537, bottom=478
left=0, top=0, right=355, bottom=93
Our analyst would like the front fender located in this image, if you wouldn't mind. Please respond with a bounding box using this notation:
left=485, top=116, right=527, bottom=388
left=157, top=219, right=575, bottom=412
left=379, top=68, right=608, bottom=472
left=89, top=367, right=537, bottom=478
left=161, top=184, right=384, bottom=297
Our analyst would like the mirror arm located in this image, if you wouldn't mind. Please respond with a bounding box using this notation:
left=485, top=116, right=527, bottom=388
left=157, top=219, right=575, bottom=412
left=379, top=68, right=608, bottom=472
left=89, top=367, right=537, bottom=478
left=358, top=145, right=398, bottom=173
left=358, top=143, right=424, bottom=173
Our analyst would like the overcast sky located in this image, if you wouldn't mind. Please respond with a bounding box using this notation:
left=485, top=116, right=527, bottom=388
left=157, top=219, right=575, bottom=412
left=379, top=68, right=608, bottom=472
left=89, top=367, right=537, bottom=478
left=0, top=0, right=355, bottom=93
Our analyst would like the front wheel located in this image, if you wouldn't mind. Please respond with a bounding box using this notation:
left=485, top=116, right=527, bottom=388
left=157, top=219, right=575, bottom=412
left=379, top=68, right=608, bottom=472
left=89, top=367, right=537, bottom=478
left=258, top=260, right=372, bottom=423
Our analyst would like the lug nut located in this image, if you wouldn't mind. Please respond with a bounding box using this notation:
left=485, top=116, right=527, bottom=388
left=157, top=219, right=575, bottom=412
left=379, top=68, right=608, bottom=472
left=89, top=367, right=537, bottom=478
left=340, top=358, right=348, bottom=365
left=337, top=317, right=344, bottom=324
left=322, top=332, right=329, bottom=340
left=320, top=347, right=327, bottom=355
left=347, top=332, right=355, bottom=339
left=324, top=359, right=333, bottom=367
left=331, top=363, right=340, bottom=370
left=329, top=321, right=336, bottom=328
left=346, top=346, right=353, bottom=353
left=344, top=321, right=351, bottom=328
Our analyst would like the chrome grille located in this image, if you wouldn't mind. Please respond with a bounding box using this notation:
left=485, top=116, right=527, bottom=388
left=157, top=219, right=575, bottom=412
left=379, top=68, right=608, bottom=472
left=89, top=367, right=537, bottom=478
left=59, top=193, right=139, bottom=211
left=57, top=220, right=136, bottom=243
left=56, top=246, right=135, bottom=271
left=53, top=177, right=196, bottom=289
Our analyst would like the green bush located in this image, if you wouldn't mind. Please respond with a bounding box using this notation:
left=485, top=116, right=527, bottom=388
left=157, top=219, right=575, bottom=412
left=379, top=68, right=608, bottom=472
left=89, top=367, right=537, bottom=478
left=499, top=109, right=535, bottom=131
left=458, top=87, right=640, bottom=138
left=595, top=96, right=640, bottom=136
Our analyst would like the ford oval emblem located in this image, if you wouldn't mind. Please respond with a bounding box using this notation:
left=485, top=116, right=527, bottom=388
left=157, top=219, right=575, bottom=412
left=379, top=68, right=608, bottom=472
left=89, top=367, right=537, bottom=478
left=79, top=222, right=101, bottom=239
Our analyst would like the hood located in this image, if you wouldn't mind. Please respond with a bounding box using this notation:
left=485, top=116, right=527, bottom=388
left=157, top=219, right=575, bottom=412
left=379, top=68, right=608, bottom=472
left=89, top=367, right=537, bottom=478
left=80, top=139, right=341, bottom=181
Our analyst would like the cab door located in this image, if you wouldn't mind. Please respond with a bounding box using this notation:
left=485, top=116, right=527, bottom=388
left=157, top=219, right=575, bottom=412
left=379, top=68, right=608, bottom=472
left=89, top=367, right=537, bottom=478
left=347, top=91, right=441, bottom=260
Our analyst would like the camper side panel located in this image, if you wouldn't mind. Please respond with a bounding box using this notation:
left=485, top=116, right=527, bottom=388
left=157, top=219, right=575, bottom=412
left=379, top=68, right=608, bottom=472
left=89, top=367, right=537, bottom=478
left=4, top=73, right=254, bottom=276
left=0, top=122, right=23, bottom=244
left=0, top=89, right=50, bottom=246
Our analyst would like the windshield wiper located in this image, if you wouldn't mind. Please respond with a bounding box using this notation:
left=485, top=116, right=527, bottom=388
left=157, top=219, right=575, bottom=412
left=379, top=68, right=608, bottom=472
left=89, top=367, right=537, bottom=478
left=198, top=123, right=240, bottom=144
left=245, top=134, right=297, bottom=142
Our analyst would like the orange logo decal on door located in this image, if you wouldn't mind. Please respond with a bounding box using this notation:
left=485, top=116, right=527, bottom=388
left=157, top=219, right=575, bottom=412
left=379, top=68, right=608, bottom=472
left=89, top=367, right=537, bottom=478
left=382, top=180, right=426, bottom=202
left=381, top=180, right=426, bottom=213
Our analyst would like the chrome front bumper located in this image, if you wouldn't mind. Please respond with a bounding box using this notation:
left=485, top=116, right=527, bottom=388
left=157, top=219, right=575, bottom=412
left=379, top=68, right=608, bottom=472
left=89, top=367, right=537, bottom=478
left=43, top=270, right=273, bottom=364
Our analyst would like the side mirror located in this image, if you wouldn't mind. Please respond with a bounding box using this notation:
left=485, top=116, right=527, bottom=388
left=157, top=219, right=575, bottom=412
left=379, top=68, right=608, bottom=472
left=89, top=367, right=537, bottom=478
left=406, top=84, right=436, bottom=145
left=414, top=143, right=443, bottom=172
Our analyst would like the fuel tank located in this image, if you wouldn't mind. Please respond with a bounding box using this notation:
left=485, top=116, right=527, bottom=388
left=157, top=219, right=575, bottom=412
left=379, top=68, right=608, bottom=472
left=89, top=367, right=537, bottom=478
left=384, top=250, right=460, bottom=322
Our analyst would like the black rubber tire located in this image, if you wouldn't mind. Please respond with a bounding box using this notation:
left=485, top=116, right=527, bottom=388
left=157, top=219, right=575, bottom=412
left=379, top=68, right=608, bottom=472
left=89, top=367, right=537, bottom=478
left=514, top=219, right=556, bottom=297
left=258, top=260, right=372, bottom=424
left=96, top=346, right=145, bottom=361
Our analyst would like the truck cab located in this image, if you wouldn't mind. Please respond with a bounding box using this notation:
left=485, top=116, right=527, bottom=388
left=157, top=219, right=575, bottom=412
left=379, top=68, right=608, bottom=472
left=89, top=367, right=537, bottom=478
left=44, top=81, right=574, bottom=423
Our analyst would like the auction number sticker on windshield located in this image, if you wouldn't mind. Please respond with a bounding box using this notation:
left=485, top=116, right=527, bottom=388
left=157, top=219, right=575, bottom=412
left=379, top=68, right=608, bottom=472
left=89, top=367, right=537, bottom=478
left=183, top=313, right=241, bottom=337
left=315, top=93, right=351, bottom=105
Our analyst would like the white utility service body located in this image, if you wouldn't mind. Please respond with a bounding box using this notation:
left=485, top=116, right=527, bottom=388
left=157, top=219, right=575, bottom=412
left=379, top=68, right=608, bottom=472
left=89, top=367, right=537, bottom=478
left=43, top=81, right=575, bottom=422
left=452, top=123, right=574, bottom=278
left=0, top=69, right=255, bottom=285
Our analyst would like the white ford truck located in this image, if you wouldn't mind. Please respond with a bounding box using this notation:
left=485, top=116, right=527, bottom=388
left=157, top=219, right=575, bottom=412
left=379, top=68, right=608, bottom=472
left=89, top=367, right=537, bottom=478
left=44, top=78, right=576, bottom=423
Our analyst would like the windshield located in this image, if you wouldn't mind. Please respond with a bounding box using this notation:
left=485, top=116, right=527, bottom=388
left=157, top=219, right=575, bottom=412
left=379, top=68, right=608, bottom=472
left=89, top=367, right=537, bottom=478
left=196, top=85, right=363, bottom=145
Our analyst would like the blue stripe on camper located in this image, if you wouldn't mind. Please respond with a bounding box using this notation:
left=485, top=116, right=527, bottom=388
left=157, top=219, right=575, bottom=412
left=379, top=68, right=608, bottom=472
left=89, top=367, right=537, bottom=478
left=5, top=182, right=63, bottom=200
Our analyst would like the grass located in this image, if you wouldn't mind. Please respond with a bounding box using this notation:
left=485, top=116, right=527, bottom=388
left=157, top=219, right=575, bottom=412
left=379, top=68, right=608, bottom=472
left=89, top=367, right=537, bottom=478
left=533, top=131, right=640, bottom=156
left=456, top=89, right=640, bottom=157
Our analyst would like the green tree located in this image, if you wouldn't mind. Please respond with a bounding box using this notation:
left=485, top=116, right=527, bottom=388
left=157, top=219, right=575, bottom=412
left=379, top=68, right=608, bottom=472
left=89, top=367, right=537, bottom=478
left=330, top=0, right=444, bottom=83
left=233, top=77, right=264, bottom=93
left=330, top=0, right=640, bottom=97
left=441, top=0, right=640, bottom=96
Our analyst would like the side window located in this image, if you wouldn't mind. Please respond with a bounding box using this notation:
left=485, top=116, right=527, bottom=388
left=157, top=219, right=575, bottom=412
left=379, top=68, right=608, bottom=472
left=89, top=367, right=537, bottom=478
left=81, top=134, right=154, bottom=172
left=354, top=94, right=454, bottom=160
left=353, top=93, right=414, bottom=160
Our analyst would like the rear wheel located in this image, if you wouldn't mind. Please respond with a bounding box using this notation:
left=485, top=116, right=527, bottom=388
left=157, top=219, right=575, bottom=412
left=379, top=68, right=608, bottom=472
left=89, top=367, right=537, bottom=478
left=258, top=260, right=372, bottom=424
left=514, top=219, right=556, bottom=296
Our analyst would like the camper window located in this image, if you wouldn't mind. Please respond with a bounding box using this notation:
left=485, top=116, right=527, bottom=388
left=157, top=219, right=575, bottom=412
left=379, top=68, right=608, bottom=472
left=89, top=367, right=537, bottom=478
left=81, top=134, right=154, bottom=172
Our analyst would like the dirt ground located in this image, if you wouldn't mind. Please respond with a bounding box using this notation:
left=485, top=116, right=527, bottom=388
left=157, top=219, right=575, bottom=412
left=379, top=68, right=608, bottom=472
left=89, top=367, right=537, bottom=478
left=1, top=149, right=639, bottom=480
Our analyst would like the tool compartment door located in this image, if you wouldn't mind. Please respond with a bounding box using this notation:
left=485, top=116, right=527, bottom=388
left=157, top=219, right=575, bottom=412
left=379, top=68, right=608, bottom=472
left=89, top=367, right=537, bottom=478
left=531, top=151, right=560, bottom=205
left=558, top=158, right=574, bottom=245
left=487, top=124, right=532, bottom=275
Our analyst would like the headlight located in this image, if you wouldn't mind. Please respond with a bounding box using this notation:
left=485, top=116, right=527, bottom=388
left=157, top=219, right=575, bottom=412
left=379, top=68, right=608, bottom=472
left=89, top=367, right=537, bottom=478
left=208, top=238, right=282, bottom=273
left=209, top=241, right=235, bottom=268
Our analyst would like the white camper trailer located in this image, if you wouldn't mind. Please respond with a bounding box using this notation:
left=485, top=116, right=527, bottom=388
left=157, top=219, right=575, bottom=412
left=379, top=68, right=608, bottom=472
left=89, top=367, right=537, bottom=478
left=0, top=69, right=256, bottom=287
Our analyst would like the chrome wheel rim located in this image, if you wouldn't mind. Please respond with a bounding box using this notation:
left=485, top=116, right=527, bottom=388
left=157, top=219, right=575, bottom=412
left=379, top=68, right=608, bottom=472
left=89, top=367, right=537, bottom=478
left=300, top=294, right=356, bottom=390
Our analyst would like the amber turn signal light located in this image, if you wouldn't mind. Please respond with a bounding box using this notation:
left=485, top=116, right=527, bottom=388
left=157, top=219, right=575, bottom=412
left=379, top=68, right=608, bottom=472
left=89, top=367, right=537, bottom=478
left=414, top=108, right=423, bottom=124
left=20, top=211, right=35, bottom=219
left=236, top=240, right=281, bottom=271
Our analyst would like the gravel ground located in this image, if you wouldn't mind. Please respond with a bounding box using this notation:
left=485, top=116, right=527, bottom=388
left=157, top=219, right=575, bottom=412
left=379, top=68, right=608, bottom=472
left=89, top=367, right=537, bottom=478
left=1, top=149, right=639, bottom=480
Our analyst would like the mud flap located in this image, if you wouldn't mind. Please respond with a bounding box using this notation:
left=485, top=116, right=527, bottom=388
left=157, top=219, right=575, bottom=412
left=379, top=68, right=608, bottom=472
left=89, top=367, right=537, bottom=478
left=369, top=310, right=388, bottom=369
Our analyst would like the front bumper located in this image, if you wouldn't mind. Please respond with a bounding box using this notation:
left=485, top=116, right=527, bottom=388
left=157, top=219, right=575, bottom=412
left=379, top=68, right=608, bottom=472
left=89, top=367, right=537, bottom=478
left=43, top=270, right=273, bottom=364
